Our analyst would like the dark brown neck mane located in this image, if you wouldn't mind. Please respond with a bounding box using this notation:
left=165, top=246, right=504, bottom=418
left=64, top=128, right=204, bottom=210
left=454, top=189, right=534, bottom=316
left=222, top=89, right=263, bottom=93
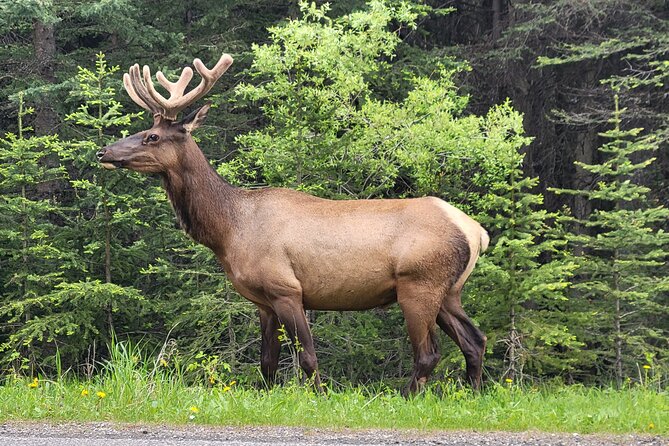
left=161, top=143, right=238, bottom=250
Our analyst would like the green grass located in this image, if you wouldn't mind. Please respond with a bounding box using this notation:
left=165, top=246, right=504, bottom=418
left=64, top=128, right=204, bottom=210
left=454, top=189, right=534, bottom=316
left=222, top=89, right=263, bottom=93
left=0, top=343, right=667, bottom=434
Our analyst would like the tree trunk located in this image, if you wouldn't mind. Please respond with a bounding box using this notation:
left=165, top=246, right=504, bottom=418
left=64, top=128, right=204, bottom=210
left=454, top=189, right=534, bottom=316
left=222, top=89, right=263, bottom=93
left=614, top=296, right=622, bottom=389
left=33, top=18, right=61, bottom=199
left=573, top=129, right=596, bottom=219
left=571, top=66, right=598, bottom=254
left=613, top=195, right=623, bottom=388
left=509, top=304, right=517, bottom=380
left=19, top=98, right=28, bottom=302
left=184, top=3, right=193, bottom=41
left=32, top=19, right=58, bottom=135
left=492, top=0, right=502, bottom=41
left=104, top=195, right=115, bottom=334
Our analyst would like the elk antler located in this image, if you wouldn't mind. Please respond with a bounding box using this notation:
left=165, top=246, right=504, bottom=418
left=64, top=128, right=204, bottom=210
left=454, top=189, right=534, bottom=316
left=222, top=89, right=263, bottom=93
left=123, top=54, right=233, bottom=120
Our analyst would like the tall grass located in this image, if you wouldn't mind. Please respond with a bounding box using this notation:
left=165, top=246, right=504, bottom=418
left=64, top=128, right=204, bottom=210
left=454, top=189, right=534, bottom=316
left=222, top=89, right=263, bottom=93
left=0, top=341, right=666, bottom=434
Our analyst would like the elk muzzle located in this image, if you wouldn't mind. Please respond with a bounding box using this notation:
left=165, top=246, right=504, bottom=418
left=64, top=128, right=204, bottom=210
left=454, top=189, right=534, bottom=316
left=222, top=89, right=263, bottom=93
left=97, top=147, right=124, bottom=170
left=97, top=133, right=145, bottom=170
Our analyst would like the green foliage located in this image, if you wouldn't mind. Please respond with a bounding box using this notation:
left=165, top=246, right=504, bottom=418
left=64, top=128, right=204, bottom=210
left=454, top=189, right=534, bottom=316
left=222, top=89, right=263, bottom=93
left=184, top=351, right=232, bottom=387
left=1, top=281, right=145, bottom=371
left=552, top=94, right=669, bottom=385
left=63, top=52, right=153, bottom=287
left=0, top=0, right=667, bottom=392
left=66, top=53, right=142, bottom=134
left=233, top=1, right=524, bottom=205
left=536, top=38, right=651, bottom=68
left=0, top=95, right=72, bottom=371
left=235, top=0, right=417, bottom=197
left=139, top=234, right=261, bottom=379
left=469, top=143, right=581, bottom=382
left=0, top=0, right=180, bottom=129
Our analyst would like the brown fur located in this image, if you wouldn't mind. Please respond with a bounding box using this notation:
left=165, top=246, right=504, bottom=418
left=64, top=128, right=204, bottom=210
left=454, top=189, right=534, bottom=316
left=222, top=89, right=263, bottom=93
left=98, top=105, right=488, bottom=394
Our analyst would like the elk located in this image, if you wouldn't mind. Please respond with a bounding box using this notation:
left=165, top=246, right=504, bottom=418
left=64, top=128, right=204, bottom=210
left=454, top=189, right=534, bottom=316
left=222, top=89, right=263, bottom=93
left=97, top=54, right=489, bottom=394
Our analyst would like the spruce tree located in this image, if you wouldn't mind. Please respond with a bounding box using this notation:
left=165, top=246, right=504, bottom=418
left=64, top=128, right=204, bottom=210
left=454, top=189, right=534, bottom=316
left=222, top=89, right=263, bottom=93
left=471, top=166, right=580, bottom=383
left=0, top=54, right=147, bottom=371
left=65, top=53, right=259, bottom=374
left=447, top=101, right=581, bottom=383
left=553, top=94, right=669, bottom=386
left=0, top=94, right=71, bottom=371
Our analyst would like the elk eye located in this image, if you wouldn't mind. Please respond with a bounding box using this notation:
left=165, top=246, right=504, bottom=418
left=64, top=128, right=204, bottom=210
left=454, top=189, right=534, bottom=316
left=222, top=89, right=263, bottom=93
left=148, top=134, right=160, bottom=142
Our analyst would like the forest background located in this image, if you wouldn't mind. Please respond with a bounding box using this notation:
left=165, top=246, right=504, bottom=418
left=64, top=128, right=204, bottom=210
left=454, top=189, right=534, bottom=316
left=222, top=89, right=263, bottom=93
left=0, top=0, right=667, bottom=390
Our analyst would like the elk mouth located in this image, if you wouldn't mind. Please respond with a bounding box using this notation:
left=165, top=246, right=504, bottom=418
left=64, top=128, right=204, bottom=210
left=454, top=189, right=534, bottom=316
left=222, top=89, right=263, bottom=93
left=100, top=160, right=125, bottom=170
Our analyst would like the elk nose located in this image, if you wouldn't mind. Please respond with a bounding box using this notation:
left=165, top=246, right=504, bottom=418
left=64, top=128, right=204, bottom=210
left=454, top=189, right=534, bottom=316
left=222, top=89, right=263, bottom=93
left=96, top=148, right=107, bottom=159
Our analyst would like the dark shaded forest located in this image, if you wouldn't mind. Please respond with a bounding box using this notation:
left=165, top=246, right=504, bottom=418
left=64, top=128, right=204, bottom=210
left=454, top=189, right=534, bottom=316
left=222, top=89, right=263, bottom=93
left=0, top=0, right=667, bottom=388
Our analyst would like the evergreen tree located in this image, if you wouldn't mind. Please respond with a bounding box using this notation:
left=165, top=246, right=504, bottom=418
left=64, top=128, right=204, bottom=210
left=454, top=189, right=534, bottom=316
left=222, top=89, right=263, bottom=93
left=49, top=52, right=192, bottom=368
left=468, top=124, right=580, bottom=382
left=0, top=56, right=156, bottom=371
left=553, top=93, right=669, bottom=386
left=0, top=94, right=71, bottom=371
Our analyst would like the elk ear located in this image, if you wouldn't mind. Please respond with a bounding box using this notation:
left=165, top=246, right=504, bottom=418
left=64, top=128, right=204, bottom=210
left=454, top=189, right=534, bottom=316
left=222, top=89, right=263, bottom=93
left=180, top=104, right=211, bottom=133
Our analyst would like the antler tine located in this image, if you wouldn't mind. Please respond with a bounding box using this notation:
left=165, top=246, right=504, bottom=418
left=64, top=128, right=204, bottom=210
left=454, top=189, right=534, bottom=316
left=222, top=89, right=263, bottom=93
left=123, top=71, right=149, bottom=111
left=123, top=64, right=161, bottom=115
left=142, top=65, right=194, bottom=120
left=156, top=67, right=194, bottom=98
left=162, top=54, right=233, bottom=117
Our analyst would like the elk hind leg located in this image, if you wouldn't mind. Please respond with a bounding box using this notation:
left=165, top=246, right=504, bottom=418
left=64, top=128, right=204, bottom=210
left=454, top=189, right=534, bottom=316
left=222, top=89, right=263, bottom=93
left=437, top=291, right=486, bottom=389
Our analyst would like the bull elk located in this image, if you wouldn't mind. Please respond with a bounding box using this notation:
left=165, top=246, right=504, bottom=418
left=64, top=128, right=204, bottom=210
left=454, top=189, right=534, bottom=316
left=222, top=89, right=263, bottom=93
left=97, top=54, right=489, bottom=394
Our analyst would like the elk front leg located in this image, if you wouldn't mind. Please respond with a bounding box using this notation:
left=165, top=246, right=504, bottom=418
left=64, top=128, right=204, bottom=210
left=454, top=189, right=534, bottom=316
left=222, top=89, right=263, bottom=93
left=258, top=304, right=281, bottom=387
left=270, top=296, right=322, bottom=391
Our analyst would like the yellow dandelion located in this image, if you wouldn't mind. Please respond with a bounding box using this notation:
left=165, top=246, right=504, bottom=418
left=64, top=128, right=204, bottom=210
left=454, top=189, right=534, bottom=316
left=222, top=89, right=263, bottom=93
left=81, top=388, right=89, bottom=397
left=648, top=422, right=655, bottom=430
left=208, top=375, right=216, bottom=384
left=223, top=385, right=231, bottom=392
left=96, top=391, right=107, bottom=399
left=229, top=380, right=236, bottom=386
left=643, top=364, right=651, bottom=370
left=505, top=378, right=513, bottom=383
left=28, top=377, right=39, bottom=389
left=159, top=358, right=168, bottom=367
left=189, top=406, right=199, bottom=414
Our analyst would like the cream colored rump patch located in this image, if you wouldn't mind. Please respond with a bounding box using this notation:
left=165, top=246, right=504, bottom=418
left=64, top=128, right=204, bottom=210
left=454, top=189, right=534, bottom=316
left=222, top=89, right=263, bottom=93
left=431, top=197, right=486, bottom=290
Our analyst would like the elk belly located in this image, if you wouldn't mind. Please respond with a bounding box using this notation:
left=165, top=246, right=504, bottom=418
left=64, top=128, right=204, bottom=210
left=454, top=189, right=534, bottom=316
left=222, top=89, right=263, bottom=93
left=298, top=263, right=398, bottom=311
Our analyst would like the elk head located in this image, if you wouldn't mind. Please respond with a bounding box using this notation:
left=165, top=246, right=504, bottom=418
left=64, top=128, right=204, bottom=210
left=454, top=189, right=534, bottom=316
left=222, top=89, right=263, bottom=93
left=97, top=54, right=233, bottom=173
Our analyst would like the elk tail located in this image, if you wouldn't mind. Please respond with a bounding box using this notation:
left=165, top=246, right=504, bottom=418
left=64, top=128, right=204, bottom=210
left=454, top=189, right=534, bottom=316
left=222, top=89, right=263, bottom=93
left=479, top=227, right=490, bottom=254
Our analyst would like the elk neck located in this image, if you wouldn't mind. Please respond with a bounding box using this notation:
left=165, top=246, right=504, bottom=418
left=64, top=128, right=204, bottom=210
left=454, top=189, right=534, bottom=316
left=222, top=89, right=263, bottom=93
left=160, top=142, right=240, bottom=251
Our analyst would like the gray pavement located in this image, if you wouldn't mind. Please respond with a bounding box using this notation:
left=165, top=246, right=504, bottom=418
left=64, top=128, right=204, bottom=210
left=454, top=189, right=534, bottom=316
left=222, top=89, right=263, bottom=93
left=0, top=422, right=666, bottom=446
